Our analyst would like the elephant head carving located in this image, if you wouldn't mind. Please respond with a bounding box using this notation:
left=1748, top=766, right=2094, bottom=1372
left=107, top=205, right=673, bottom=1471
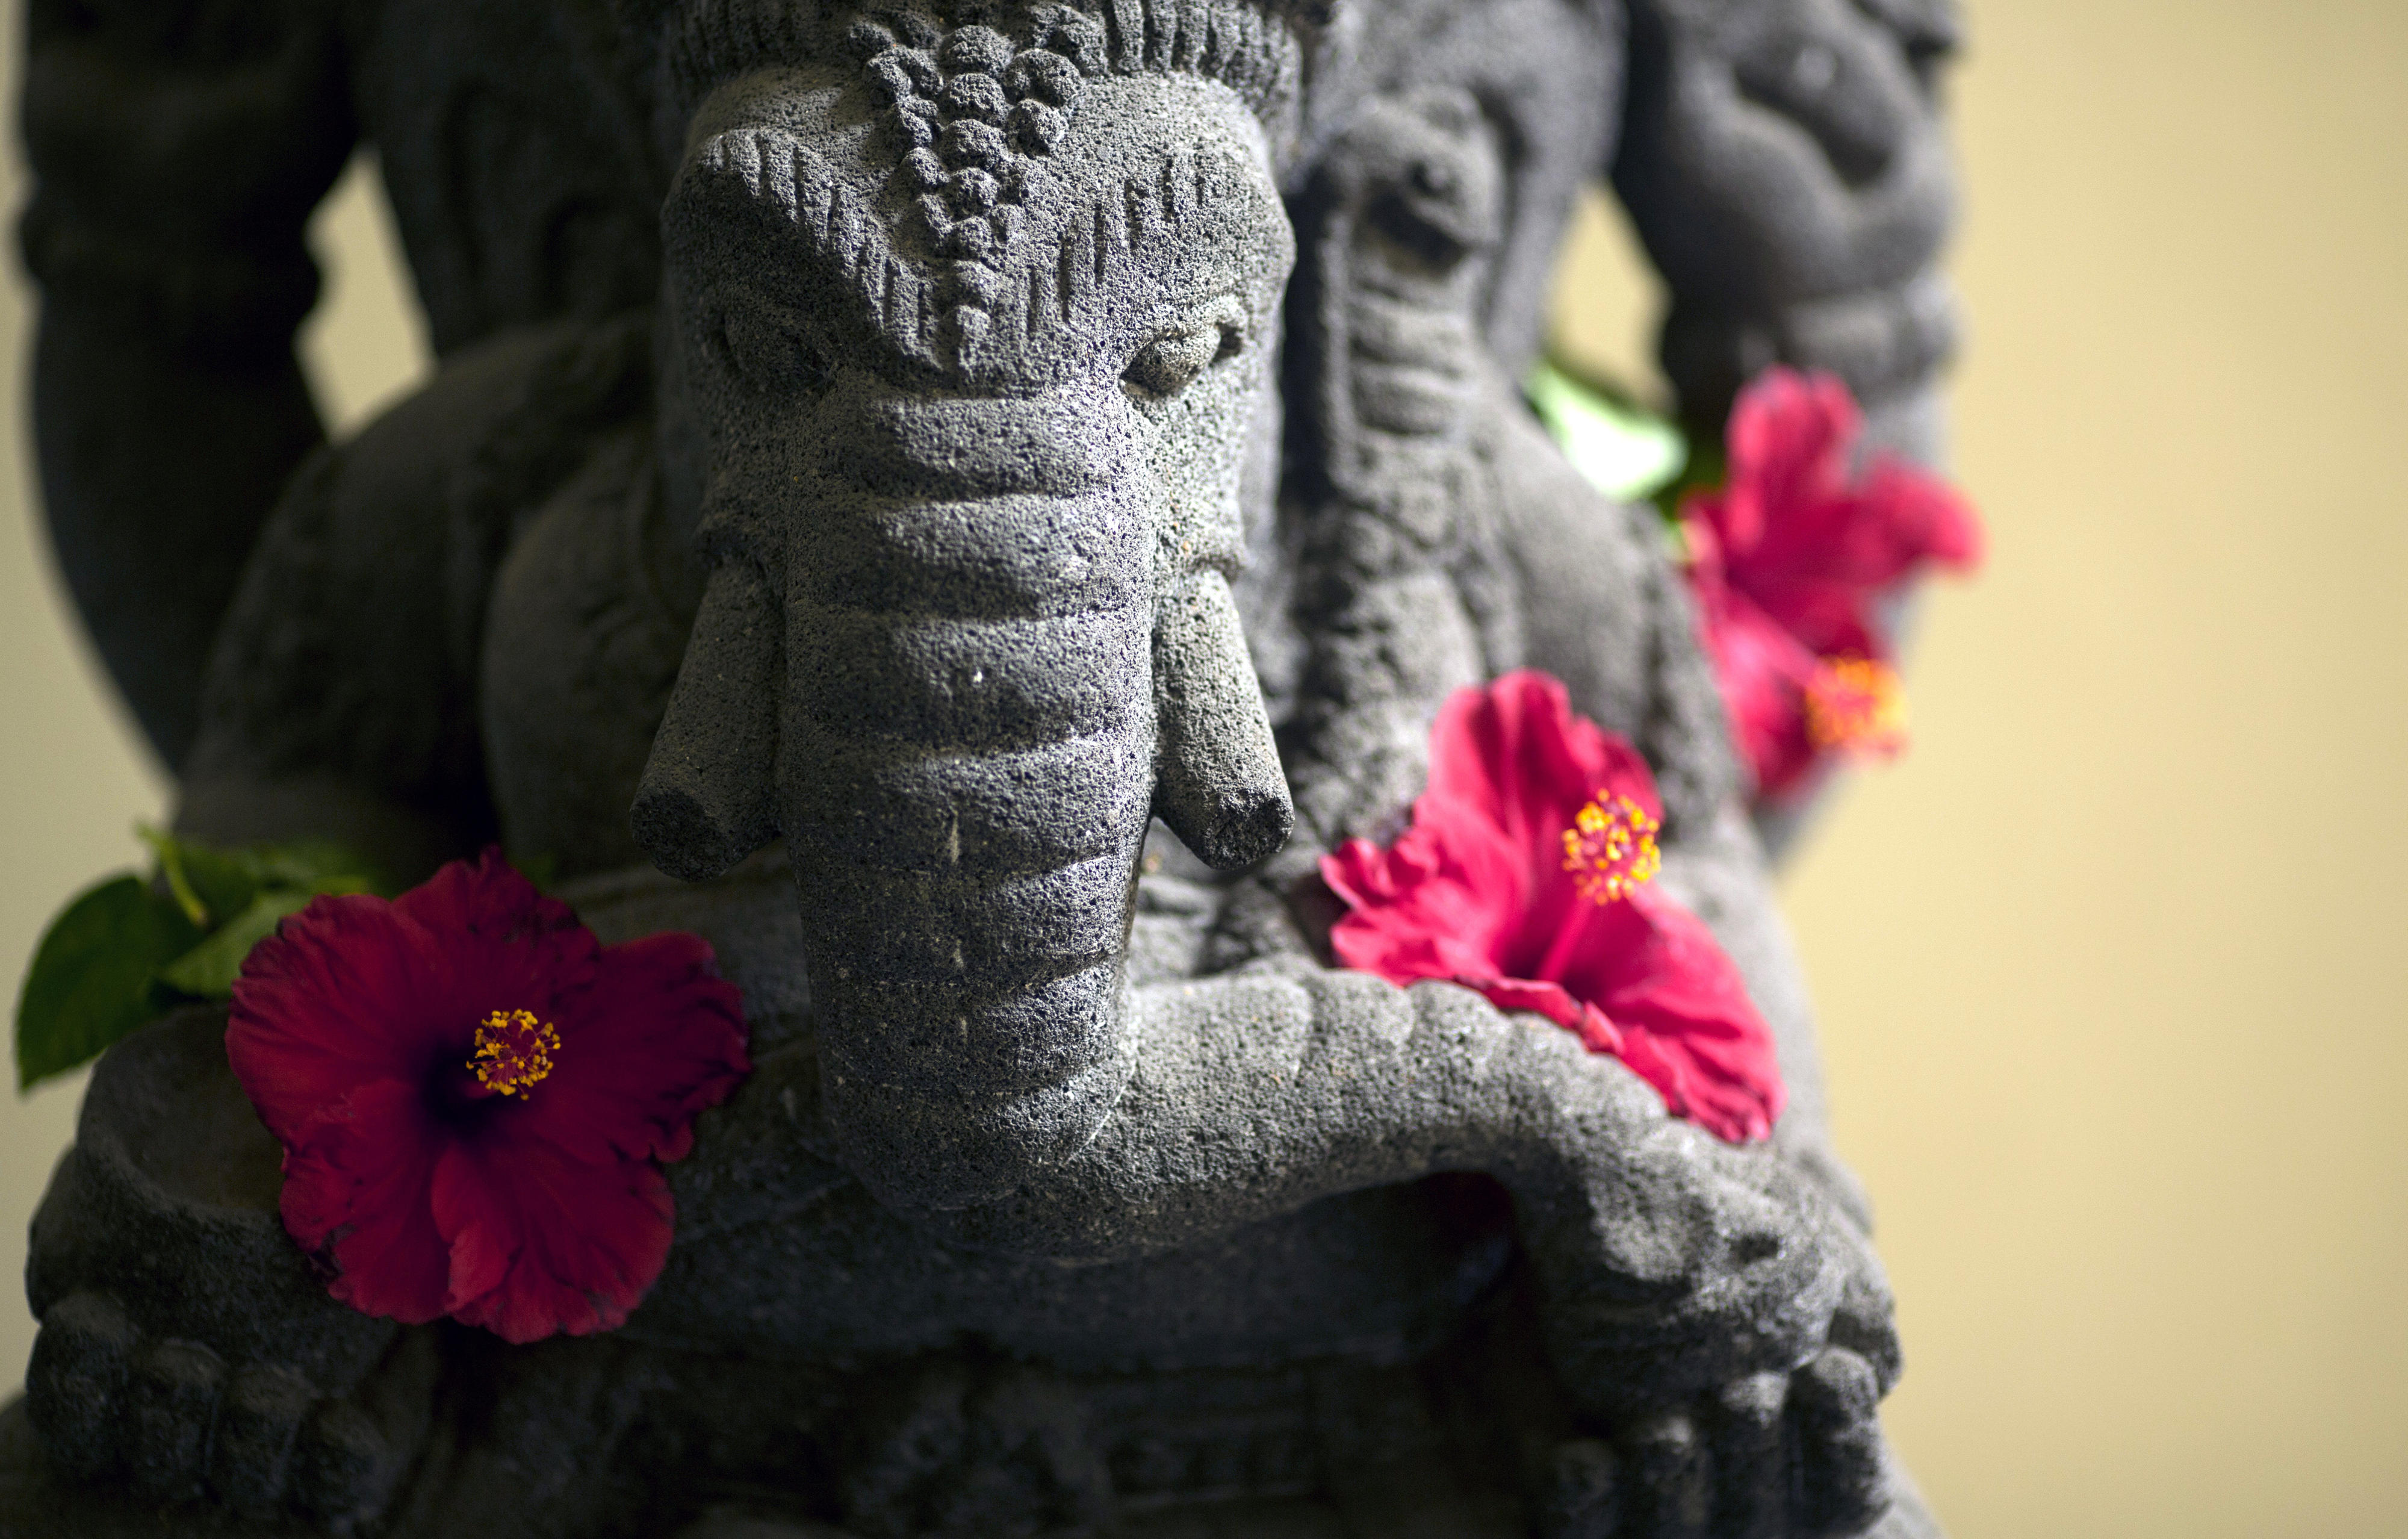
left=634, top=0, right=1309, bottom=1208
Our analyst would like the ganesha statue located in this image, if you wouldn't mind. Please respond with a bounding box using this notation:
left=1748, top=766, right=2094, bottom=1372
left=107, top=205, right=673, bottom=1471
left=2, top=0, right=1966, bottom=1533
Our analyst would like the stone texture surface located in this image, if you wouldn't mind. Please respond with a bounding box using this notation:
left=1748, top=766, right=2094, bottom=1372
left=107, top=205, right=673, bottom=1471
left=9, top=0, right=1961, bottom=1533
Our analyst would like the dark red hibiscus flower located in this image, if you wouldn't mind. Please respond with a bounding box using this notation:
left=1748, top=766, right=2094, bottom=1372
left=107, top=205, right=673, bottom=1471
left=226, top=850, right=749, bottom=1343
left=1683, top=367, right=1983, bottom=800
left=1318, top=671, right=1783, bottom=1143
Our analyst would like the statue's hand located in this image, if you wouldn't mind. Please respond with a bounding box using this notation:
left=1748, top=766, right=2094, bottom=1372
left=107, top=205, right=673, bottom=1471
left=1525, top=1125, right=1899, bottom=1537
left=1534, top=1350, right=1892, bottom=1538
left=22, top=1010, right=433, bottom=1528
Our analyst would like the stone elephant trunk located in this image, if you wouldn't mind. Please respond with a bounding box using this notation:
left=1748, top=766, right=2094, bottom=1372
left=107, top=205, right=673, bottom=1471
left=630, top=0, right=1308, bottom=1212
left=638, top=375, right=1289, bottom=1209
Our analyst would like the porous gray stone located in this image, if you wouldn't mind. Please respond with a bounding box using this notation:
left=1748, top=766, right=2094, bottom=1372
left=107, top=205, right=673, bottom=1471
left=10, top=0, right=1963, bottom=1533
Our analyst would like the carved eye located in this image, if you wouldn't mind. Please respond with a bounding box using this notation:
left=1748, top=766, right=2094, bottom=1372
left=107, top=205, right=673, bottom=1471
left=1123, top=314, right=1244, bottom=400
left=707, top=290, right=830, bottom=395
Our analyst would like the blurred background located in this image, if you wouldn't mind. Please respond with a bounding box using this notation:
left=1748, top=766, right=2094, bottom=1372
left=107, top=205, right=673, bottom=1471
left=4, top=2, right=2404, bottom=1534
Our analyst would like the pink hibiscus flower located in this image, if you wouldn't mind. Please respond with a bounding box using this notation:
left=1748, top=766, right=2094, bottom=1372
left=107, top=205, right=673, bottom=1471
left=226, top=851, right=749, bottom=1343
left=1683, top=367, right=1983, bottom=800
left=1318, top=670, right=1783, bottom=1143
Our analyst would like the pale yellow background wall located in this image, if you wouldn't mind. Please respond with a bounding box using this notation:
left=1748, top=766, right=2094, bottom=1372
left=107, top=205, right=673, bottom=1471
left=4, top=2, right=2404, bottom=1535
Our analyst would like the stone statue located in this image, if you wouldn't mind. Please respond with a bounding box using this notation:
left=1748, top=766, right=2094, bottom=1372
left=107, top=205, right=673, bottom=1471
left=3, top=0, right=1962, bottom=1534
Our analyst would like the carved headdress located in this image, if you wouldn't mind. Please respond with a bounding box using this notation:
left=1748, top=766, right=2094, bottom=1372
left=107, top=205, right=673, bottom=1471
left=657, top=0, right=1316, bottom=379
left=659, top=0, right=1315, bottom=125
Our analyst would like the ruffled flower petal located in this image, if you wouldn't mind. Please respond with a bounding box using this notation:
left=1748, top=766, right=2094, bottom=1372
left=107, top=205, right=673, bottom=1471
left=1709, top=367, right=1859, bottom=557
left=1425, top=670, right=1661, bottom=856
left=394, top=851, right=595, bottom=961
left=1320, top=671, right=1783, bottom=1143
left=429, top=1136, right=674, bottom=1344
left=391, top=850, right=601, bottom=1015
left=1716, top=622, right=1817, bottom=798
left=1681, top=367, right=1984, bottom=800
left=523, top=933, right=749, bottom=1168
left=1326, top=824, right=1525, bottom=993
left=228, top=897, right=460, bottom=1143
left=226, top=848, right=749, bottom=1342
left=1584, top=889, right=1781, bottom=1143
left=276, top=1081, right=455, bottom=1325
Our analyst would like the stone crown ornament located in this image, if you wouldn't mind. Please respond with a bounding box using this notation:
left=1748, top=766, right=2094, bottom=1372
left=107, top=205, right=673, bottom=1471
left=670, top=0, right=1301, bottom=380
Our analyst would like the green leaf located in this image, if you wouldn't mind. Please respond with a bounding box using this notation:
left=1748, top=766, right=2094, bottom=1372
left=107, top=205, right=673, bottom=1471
left=135, top=826, right=211, bottom=927
left=15, top=875, right=205, bottom=1092
left=13, top=830, right=393, bottom=1092
left=136, top=827, right=394, bottom=924
left=178, top=845, right=265, bottom=927
left=1525, top=359, right=1689, bottom=503
left=154, top=889, right=320, bottom=1000
left=137, top=824, right=268, bottom=928
left=248, top=839, right=394, bottom=896
left=1651, top=439, right=1728, bottom=527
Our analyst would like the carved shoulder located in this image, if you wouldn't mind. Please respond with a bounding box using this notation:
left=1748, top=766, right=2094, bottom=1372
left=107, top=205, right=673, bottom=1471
left=181, top=315, right=657, bottom=875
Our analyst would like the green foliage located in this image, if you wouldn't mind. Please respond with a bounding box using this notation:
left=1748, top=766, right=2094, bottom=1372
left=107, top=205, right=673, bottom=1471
left=13, top=877, right=202, bottom=1092
left=152, top=890, right=324, bottom=999
left=1525, top=357, right=1689, bottom=504
left=14, top=831, right=387, bottom=1092
left=509, top=851, right=560, bottom=893
left=1650, top=437, right=1727, bottom=528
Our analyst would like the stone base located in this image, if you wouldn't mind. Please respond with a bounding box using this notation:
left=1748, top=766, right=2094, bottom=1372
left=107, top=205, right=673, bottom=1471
left=1, top=1391, right=1945, bottom=1538
left=0, top=1391, right=1523, bottom=1538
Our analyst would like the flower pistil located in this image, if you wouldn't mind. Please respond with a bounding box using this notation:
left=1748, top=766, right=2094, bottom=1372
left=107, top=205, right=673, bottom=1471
left=1561, top=793, right=1662, bottom=905
left=471, top=1008, right=560, bottom=1097
left=1804, top=656, right=1908, bottom=757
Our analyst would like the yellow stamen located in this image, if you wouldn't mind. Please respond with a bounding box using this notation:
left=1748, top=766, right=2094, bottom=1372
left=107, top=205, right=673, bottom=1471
left=1560, top=793, right=1662, bottom=904
left=471, top=1009, right=559, bottom=1096
left=1804, top=658, right=1909, bottom=756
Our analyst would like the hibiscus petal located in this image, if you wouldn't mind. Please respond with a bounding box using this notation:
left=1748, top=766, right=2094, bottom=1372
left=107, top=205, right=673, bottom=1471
left=526, top=933, right=749, bottom=1167
left=1861, top=458, right=1985, bottom=573
left=1425, top=671, right=1660, bottom=851
left=1592, top=889, right=1786, bottom=1143
left=394, top=848, right=600, bottom=989
left=430, top=1134, right=675, bottom=1344
left=1742, top=584, right=1883, bottom=666
left=1326, top=816, right=1531, bottom=989
left=1693, top=588, right=1826, bottom=799
left=1476, top=976, right=1590, bottom=1039
left=438, top=1167, right=515, bottom=1310
left=1705, top=368, right=1861, bottom=558
left=229, top=897, right=464, bottom=1142
left=1320, top=837, right=1403, bottom=912
left=278, top=1080, right=454, bottom=1325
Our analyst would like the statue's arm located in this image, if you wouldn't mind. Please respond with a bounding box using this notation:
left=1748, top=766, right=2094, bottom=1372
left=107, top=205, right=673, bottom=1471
left=22, top=0, right=357, bottom=768
left=1487, top=395, right=1872, bottom=1225
left=23, top=314, right=665, bottom=1526
left=857, top=363, right=1894, bottom=1527
left=1610, top=0, right=1960, bottom=465
left=911, top=954, right=1896, bottom=1535
left=174, top=312, right=661, bottom=882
